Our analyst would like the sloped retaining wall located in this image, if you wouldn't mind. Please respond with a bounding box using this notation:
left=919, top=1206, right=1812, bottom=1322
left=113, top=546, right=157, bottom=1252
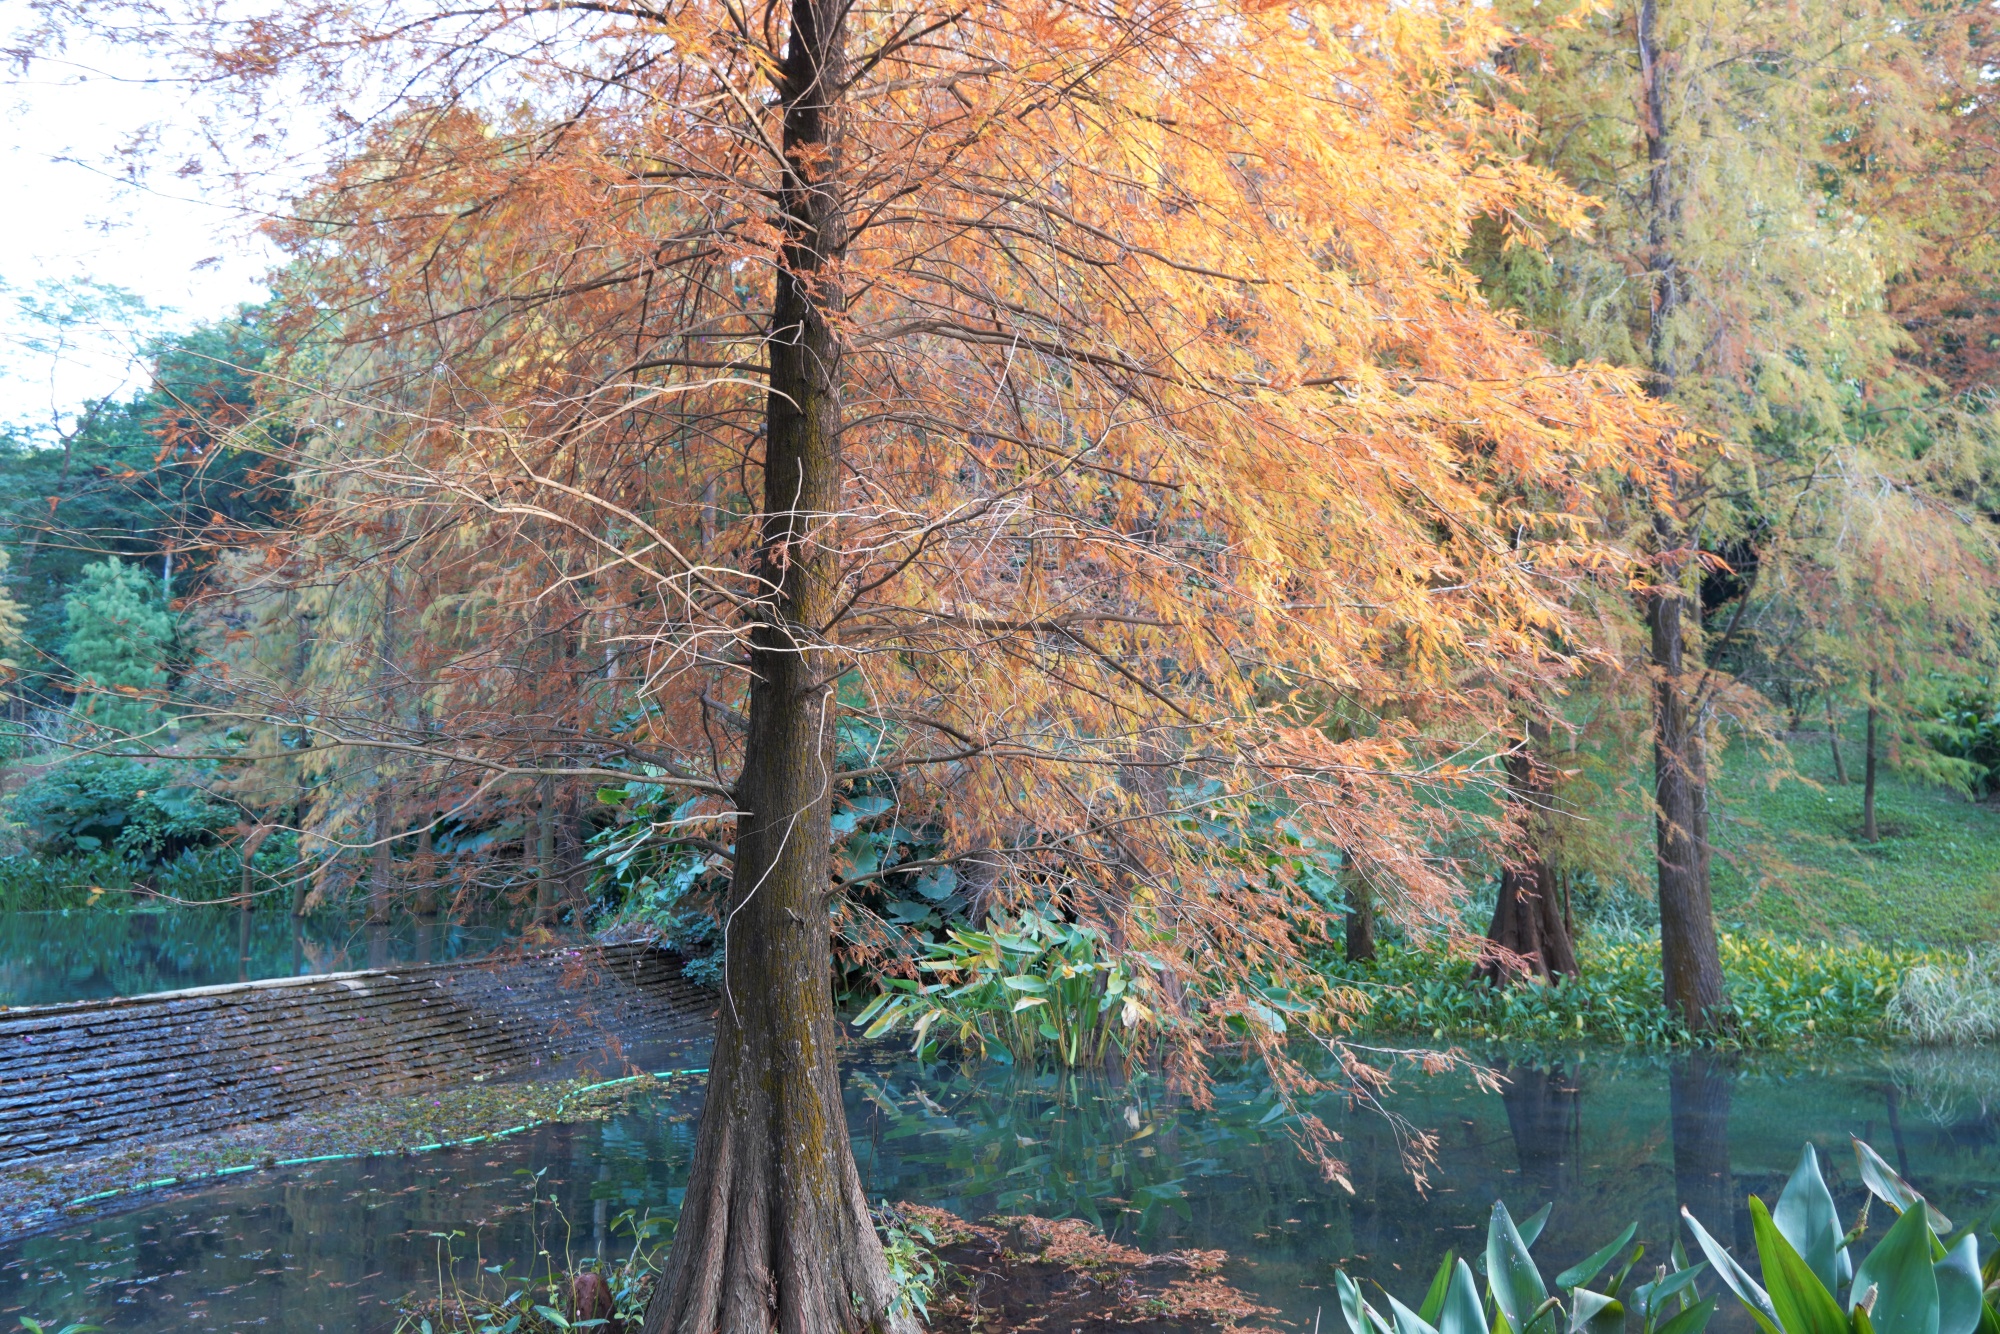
left=0, top=941, right=713, bottom=1165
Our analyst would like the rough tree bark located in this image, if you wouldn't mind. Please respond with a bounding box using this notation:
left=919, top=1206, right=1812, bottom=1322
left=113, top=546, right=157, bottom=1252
left=1343, top=856, right=1375, bottom=963
left=1639, top=0, right=1726, bottom=1035
left=1476, top=728, right=1578, bottom=986
left=642, top=0, right=909, bottom=1326
left=1863, top=670, right=1880, bottom=843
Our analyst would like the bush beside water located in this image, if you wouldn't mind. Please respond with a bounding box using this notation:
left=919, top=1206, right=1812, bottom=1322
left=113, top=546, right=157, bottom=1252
left=1324, top=931, right=1938, bottom=1048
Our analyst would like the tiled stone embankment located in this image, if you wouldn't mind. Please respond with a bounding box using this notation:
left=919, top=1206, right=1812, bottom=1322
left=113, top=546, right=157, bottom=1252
left=0, top=942, right=712, bottom=1165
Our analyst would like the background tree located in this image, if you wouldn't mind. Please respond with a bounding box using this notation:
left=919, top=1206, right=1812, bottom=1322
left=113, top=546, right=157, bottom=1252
left=62, top=557, right=173, bottom=739
left=1473, top=0, right=2000, bottom=1030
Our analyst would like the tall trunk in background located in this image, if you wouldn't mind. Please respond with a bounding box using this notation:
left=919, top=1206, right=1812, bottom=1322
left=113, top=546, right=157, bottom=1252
left=413, top=820, right=438, bottom=916
left=1344, top=864, right=1375, bottom=963
left=1863, top=670, right=1880, bottom=842
left=369, top=787, right=395, bottom=925
left=1639, top=0, right=1726, bottom=1034
left=534, top=771, right=559, bottom=923
left=1828, top=697, right=1848, bottom=784
left=644, top=0, right=907, bottom=1325
left=1477, top=725, right=1578, bottom=985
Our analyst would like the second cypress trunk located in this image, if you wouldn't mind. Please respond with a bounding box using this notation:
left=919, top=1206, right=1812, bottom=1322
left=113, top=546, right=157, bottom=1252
left=1863, top=671, right=1880, bottom=842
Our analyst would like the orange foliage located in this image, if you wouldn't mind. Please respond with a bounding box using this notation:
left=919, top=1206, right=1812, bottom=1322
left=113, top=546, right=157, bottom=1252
left=82, top=0, right=1674, bottom=1138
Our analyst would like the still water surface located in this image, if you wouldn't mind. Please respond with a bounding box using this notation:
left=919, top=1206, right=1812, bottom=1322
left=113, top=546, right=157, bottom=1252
left=0, top=911, right=519, bottom=1007
left=4, top=1045, right=1996, bottom=1332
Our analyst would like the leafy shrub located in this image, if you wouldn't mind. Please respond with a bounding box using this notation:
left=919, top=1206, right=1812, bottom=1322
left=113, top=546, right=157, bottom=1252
left=589, top=759, right=969, bottom=987
left=587, top=785, right=726, bottom=984
left=1888, top=947, right=2000, bottom=1044
left=0, top=846, right=260, bottom=909
left=852, top=910, right=1163, bottom=1067
left=10, top=756, right=234, bottom=862
left=1325, top=931, right=1926, bottom=1048
left=1918, top=685, right=2000, bottom=796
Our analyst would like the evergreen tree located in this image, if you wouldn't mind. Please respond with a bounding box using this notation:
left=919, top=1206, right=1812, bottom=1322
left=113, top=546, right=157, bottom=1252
left=62, top=558, right=175, bottom=738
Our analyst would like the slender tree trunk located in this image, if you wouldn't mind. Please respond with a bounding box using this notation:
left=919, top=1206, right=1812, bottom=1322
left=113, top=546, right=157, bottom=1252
left=1827, top=697, right=1848, bottom=785
left=534, top=771, right=559, bottom=924
left=369, top=787, right=395, bottom=925
left=644, top=0, right=907, bottom=1325
left=1639, top=0, right=1725, bottom=1035
left=1863, top=670, right=1880, bottom=842
left=414, top=820, right=438, bottom=917
left=1344, top=856, right=1375, bottom=963
left=1478, top=727, right=1578, bottom=986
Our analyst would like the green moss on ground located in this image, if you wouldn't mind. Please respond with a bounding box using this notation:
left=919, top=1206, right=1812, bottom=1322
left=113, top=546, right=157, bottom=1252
left=1710, top=727, right=2000, bottom=947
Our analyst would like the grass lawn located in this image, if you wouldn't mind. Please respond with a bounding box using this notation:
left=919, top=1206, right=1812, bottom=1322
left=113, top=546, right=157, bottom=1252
left=1708, top=721, right=2000, bottom=947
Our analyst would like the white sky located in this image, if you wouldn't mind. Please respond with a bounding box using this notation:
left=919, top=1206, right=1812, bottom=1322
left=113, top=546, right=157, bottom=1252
left=0, top=44, right=280, bottom=441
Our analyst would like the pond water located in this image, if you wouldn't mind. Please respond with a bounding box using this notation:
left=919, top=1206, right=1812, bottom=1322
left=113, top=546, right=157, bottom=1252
left=4, top=1044, right=1996, bottom=1332
left=0, top=911, right=520, bottom=1007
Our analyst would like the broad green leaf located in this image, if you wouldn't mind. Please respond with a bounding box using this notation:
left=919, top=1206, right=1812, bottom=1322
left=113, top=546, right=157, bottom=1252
left=1749, top=1196, right=1848, bottom=1334
left=1521, top=1204, right=1554, bottom=1251
left=1557, top=1223, right=1639, bottom=1293
left=1683, top=1206, right=1782, bottom=1334
left=1855, top=1139, right=1953, bottom=1235
left=532, top=1307, right=571, bottom=1330
left=1440, top=1258, right=1490, bottom=1334
left=1392, top=1296, right=1443, bottom=1334
left=1570, top=1290, right=1627, bottom=1334
left=1852, top=1198, right=1941, bottom=1334
left=1656, top=1297, right=1721, bottom=1334
left=1420, top=1252, right=1458, bottom=1327
left=1340, top=1271, right=1394, bottom=1334
left=1933, top=1235, right=1982, bottom=1334
left=1489, top=1202, right=1551, bottom=1334
left=1776, top=1145, right=1848, bottom=1296
left=1636, top=1264, right=1706, bottom=1320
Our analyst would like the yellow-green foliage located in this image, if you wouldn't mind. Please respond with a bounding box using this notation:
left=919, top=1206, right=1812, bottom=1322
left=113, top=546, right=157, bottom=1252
left=1327, top=932, right=1935, bottom=1048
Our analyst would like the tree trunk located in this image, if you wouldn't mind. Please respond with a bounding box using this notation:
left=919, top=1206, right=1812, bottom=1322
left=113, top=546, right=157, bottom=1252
left=1827, top=697, right=1848, bottom=785
left=535, top=771, right=559, bottom=924
left=369, top=787, right=395, bottom=924
left=1343, top=858, right=1375, bottom=963
left=1477, top=729, right=1577, bottom=986
left=414, top=820, right=438, bottom=917
left=1863, top=671, right=1879, bottom=842
left=643, top=0, right=907, bottom=1325
left=1639, top=0, right=1725, bottom=1036
left=1651, top=587, right=1726, bottom=1032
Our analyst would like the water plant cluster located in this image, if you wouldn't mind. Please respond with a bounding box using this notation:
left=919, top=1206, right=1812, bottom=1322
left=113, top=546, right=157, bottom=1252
left=1339, top=1139, right=2000, bottom=1334
left=1321, top=932, right=1940, bottom=1048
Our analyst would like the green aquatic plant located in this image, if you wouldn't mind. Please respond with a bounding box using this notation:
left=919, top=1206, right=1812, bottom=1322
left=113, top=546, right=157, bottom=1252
left=1341, top=1139, right=2000, bottom=1334
left=1335, top=1196, right=1716, bottom=1334
left=851, top=910, right=1162, bottom=1067
left=1681, top=1138, right=2000, bottom=1334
